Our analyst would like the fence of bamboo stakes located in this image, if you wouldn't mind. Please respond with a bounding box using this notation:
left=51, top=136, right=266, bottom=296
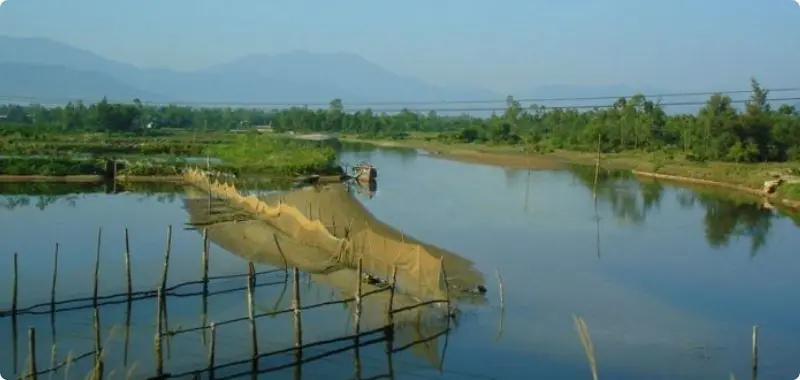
left=11, top=225, right=458, bottom=379
left=6, top=215, right=773, bottom=379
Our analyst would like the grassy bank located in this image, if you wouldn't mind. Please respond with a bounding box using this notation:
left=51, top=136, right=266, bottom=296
left=341, top=134, right=800, bottom=203
left=207, top=134, right=342, bottom=177
left=0, top=131, right=342, bottom=180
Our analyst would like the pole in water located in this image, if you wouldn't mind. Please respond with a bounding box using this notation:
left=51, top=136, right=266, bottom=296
left=246, top=262, right=258, bottom=367
left=124, top=228, right=132, bottom=301
left=12, top=252, right=18, bottom=315
left=751, top=325, right=759, bottom=379
left=496, top=269, right=505, bottom=311
left=28, top=327, right=37, bottom=380
left=292, top=268, right=303, bottom=349
left=160, top=225, right=173, bottom=293
left=93, top=227, right=102, bottom=308
left=51, top=244, right=59, bottom=315
left=154, top=287, right=163, bottom=376
left=207, top=323, right=216, bottom=379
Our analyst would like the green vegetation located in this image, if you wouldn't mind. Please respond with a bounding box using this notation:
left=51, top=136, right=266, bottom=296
left=207, top=134, right=340, bottom=176
left=0, top=157, right=106, bottom=176
left=0, top=108, right=340, bottom=177
left=2, top=79, right=798, bottom=191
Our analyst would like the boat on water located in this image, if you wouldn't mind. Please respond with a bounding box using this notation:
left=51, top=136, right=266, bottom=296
left=352, top=162, right=378, bottom=182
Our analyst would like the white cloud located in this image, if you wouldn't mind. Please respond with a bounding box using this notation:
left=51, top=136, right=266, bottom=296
left=0, top=0, right=7, bottom=8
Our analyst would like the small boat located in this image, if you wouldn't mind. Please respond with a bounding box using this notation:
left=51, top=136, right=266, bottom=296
left=352, top=163, right=377, bottom=182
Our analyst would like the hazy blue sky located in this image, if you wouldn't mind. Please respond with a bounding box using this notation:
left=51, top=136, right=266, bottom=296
left=0, top=0, right=798, bottom=94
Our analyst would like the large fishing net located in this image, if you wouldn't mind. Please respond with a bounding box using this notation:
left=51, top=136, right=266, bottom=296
left=183, top=168, right=484, bottom=303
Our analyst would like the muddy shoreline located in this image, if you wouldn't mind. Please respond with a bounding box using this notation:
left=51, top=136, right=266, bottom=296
left=343, top=137, right=800, bottom=212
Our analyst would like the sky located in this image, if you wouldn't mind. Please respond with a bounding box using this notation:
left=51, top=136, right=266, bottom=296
left=0, top=0, right=798, bottom=94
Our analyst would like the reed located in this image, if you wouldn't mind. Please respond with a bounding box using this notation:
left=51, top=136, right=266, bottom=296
left=573, top=315, right=598, bottom=380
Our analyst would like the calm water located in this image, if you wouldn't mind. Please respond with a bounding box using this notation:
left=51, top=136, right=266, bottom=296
left=1, top=145, right=800, bottom=379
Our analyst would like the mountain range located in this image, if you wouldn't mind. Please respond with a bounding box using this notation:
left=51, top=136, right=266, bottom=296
left=0, top=35, right=683, bottom=109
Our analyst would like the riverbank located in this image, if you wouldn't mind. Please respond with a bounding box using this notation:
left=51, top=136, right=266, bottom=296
left=0, top=174, right=186, bottom=183
left=340, top=135, right=800, bottom=206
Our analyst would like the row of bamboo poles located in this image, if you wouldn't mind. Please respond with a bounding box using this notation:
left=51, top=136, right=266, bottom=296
left=2, top=225, right=452, bottom=379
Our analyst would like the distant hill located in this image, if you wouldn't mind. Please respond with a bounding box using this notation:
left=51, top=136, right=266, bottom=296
left=0, top=35, right=501, bottom=106
left=204, top=51, right=499, bottom=104
left=0, top=62, right=163, bottom=103
left=0, top=35, right=702, bottom=111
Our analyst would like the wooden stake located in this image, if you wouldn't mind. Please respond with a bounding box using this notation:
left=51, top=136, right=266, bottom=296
left=496, top=269, right=505, bottom=311
left=92, top=307, right=103, bottom=380
left=202, top=229, right=210, bottom=287
left=207, top=323, right=216, bottom=379
left=154, top=287, right=163, bottom=376
left=751, top=325, right=759, bottom=379
left=28, top=327, right=37, bottom=380
left=160, top=225, right=173, bottom=294
left=247, top=262, right=258, bottom=364
left=292, top=268, right=302, bottom=349
left=387, top=265, right=398, bottom=326
left=354, top=259, right=363, bottom=334
left=93, top=227, right=102, bottom=308
left=440, top=258, right=451, bottom=310
left=50, top=244, right=59, bottom=315
left=11, top=252, right=18, bottom=315
left=124, top=228, right=132, bottom=301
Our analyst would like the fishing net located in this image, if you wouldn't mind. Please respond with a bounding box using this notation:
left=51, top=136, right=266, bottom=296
left=183, top=168, right=484, bottom=302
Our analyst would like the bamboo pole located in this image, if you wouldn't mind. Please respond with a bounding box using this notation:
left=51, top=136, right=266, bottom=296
left=92, top=307, right=103, bottom=380
left=160, top=225, right=172, bottom=357
left=354, top=259, right=363, bottom=335
left=28, top=327, right=37, bottom=380
left=123, top=296, right=132, bottom=367
left=496, top=269, right=505, bottom=311
left=292, top=268, right=302, bottom=350
left=207, top=323, right=216, bottom=379
left=247, top=262, right=258, bottom=367
left=385, top=264, right=398, bottom=373
left=440, top=259, right=451, bottom=311
left=50, top=244, right=59, bottom=315
left=124, top=228, right=132, bottom=301
left=160, top=225, right=173, bottom=295
left=387, top=266, right=398, bottom=327
left=202, top=229, right=210, bottom=288
left=93, top=227, right=102, bottom=308
left=154, top=287, right=163, bottom=376
left=12, top=252, right=18, bottom=315
left=202, top=228, right=210, bottom=346
left=751, top=325, right=759, bottom=379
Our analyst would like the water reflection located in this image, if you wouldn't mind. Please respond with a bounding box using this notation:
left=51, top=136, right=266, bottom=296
left=0, top=182, right=184, bottom=210
left=566, top=165, right=783, bottom=257
left=352, top=179, right=378, bottom=200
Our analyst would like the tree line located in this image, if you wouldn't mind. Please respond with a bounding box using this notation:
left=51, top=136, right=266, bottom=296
left=1, top=79, right=798, bottom=162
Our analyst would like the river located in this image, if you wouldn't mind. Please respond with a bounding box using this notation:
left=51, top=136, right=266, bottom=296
left=1, top=144, right=799, bottom=379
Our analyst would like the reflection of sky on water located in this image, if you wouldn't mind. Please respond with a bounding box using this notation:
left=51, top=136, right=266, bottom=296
left=340, top=146, right=800, bottom=379
left=0, top=188, right=446, bottom=379
left=1, top=143, right=800, bottom=378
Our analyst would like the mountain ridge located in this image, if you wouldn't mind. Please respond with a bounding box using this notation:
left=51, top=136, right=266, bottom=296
left=0, top=35, right=674, bottom=108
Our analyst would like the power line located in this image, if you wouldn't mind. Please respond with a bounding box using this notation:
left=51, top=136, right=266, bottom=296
left=0, top=87, right=799, bottom=108
left=349, top=96, right=800, bottom=113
